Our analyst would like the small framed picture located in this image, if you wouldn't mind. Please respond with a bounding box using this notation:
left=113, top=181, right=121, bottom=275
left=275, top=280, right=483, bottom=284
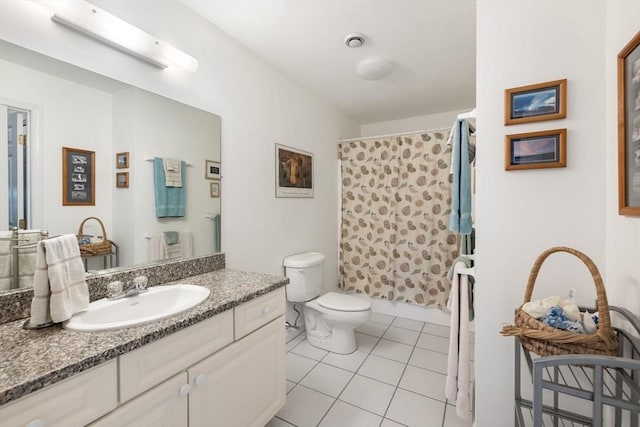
left=617, top=31, right=640, bottom=216
left=116, top=151, right=129, bottom=169
left=210, top=181, right=220, bottom=198
left=205, top=160, right=221, bottom=180
left=116, top=172, right=129, bottom=188
left=505, top=79, right=567, bottom=125
left=505, top=129, right=567, bottom=171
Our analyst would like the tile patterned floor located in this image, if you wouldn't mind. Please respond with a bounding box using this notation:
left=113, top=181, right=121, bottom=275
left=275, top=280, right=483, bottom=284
left=267, top=313, right=474, bottom=427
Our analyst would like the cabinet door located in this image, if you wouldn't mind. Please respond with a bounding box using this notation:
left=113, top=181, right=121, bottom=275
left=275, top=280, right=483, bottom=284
left=0, top=360, right=117, bottom=427
left=189, top=316, right=286, bottom=427
left=89, top=373, right=188, bottom=427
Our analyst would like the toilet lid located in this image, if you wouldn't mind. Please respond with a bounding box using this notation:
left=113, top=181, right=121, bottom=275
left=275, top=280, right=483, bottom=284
left=317, top=292, right=371, bottom=312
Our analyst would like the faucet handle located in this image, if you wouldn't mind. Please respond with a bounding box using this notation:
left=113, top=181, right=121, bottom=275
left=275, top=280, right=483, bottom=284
left=133, top=275, right=148, bottom=292
left=107, top=281, right=124, bottom=299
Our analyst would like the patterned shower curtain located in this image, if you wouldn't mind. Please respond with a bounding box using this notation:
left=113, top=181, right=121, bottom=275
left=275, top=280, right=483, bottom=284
left=339, top=131, right=459, bottom=308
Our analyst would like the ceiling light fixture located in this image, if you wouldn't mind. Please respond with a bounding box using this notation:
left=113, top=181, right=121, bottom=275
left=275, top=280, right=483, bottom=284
left=35, top=0, right=198, bottom=72
left=356, top=57, right=393, bottom=81
left=344, top=32, right=366, bottom=48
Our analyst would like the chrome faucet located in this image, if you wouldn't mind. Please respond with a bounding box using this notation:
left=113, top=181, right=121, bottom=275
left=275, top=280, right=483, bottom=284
left=107, top=276, right=148, bottom=300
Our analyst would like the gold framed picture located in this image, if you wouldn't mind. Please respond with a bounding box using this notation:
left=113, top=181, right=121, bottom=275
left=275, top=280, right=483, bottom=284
left=505, top=129, right=567, bottom=171
left=210, top=180, right=220, bottom=198
left=505, top=79, right=567, bottom=125
left=116, top=151, right=129, bottom=169
left=116, top=172, right=129, bottom=188
left=62, top=147, right=95, bottom=206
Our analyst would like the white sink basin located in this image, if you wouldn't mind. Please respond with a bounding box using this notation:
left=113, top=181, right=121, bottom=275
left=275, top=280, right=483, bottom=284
left=63, top=284, right=210, bottom=332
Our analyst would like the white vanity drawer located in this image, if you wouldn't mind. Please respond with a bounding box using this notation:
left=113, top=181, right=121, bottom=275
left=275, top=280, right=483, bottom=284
left=0, top=359, right=117, bottom=427
left=234, top=287, right=286, bottom=339
left=119, top=309, right=233, bottom=403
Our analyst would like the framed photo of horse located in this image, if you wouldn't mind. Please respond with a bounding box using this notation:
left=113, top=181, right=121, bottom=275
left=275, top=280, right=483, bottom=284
left=275, top=143, right=314, bottom=198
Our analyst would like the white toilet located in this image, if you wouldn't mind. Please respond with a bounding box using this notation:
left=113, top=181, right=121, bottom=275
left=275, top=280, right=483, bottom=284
left=283, top=252, right=371, bottom=354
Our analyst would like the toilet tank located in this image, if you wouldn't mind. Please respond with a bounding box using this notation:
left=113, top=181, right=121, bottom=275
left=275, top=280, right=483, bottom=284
left=283, top=252, right=326, bottom=302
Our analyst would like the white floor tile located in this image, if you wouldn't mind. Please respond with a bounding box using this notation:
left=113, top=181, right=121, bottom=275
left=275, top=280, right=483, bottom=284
left=371, top=339, right=414, bottom=363
left=291, top=339, right=329, bottom=361
left=286, top=352, right=318, bottom=382
left=276, top=385, right=334, bottom=427
left=339, top=374, right=396, bottom=416
left=355, top=332, right=379, bottom=354
left=382, top=326, right=420, bottom=346
left=409, top=347, right=448, bottom=374
left=265, top=416, right=296, bottom=427
left=358, top=354, right=406, bottom=386
left=300, top=362, right=354, bottom=398
left=322, top=350, right=368, bottom=372
left=318, top=400, right=383, bottom=427
left=286, top=380, right=296, bottom=394
left=286, top=334, right=306, bottom=351
left=391, top=317, right=425, bottom=332
left=399, top=365, right=447, bottom=402
left=416, top=333, right=450, bottom=353
left=286, top=327, right=304, bottom=342
left=386, top=388, right=445, bottom=427
left=423, top=323, right=451, bottom=338
left=370, top=312, right=396, bottom=325
left=444, top=404, right=473, bottom=427
left=381, top=419, right=406, bottom=427
left=355, top=320, right=389, bottom=337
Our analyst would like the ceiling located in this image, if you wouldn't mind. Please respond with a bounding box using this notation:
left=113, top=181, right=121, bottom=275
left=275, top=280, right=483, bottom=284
left=182, top=0, right=476, bottom=125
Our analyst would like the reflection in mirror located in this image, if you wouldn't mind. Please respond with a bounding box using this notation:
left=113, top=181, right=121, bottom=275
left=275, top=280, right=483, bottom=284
left=0, top=41, right=221, bottom=294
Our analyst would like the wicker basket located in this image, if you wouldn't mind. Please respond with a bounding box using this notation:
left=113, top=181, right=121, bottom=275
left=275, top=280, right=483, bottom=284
left=77, top=217, right=112, bottom=256
left=501, top=246, right=618, bottom=357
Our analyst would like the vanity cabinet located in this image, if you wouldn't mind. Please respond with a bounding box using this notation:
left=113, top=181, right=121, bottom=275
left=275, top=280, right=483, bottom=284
left=0, top=360, right=117, bottom=427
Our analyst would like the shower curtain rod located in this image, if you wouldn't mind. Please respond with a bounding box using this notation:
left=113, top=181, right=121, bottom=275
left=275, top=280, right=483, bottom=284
left=338, top=126, right=451, bottom=144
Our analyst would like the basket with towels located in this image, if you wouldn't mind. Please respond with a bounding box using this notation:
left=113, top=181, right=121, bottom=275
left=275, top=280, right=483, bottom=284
left=76, top=217, right=113, bottom=256
left=501, top=246, right=618, bottom=357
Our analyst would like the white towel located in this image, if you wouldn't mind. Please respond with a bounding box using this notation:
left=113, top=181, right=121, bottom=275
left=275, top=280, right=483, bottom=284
left=150, top=232, right=193, bottom=261
left=163, top=158, right=182, bottom=187
left=30, top=234, right=89, bottom=325
left=446, top=261, right=472, bottom=419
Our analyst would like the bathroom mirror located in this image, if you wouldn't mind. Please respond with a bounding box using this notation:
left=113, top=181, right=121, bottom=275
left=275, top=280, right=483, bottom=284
left=0, top=41, right=222, bottom=294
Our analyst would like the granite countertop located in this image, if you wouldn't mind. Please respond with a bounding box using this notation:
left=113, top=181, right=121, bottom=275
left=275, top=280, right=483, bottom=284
left=0, top=269, right=288, bottom=406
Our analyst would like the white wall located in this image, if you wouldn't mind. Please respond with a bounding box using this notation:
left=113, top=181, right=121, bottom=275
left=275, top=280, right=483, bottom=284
left=0, top=0, right=358, bottom=301
left=476, top=2, right=608, bottom=426
left=604, top=2, right=640, bottom=318
left=360, top=108, right=471, bottom=137
left=0, top=59, right=113, bottom=240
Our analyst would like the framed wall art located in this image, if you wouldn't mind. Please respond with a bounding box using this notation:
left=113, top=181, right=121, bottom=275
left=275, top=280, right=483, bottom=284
left=116, top=151, right=129, bottom=169
left=617, top=31, right=640, bottom=216
left=205, top=160, right=221, bottom=180
left=116, top=172, right=129, bottom=188
left=210, top=181, right=220, bottom=198
left=505, top=129, right=567, bottom=171
left=275, top=143, right=313, bottom=198
left=62, top=147, right=95, bottom=206
left=505, top=79, right=567, bottom=125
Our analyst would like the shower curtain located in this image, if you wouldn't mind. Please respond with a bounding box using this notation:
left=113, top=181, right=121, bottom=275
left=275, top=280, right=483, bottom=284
left=339, top=131, right=459, bottom=308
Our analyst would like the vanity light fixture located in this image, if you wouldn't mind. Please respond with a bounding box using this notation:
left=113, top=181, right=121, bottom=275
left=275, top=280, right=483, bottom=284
left=35, top=0, right=198, bottom=72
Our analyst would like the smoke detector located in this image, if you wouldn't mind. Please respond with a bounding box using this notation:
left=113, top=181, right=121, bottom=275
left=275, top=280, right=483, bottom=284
left=344, top=32, right=365, bottom=48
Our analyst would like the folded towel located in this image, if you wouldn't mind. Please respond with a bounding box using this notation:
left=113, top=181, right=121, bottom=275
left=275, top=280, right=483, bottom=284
left=163, top=231, right=180, bottom=245
left=30, top=234, right=89, bottom=325
left=163, top=158, right=182, bottom=187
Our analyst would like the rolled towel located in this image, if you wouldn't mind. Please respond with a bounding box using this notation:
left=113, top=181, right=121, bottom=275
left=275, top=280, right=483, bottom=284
left=522, top=300, right=549, bottom=319
left=558, top=301, right=581, bottom=322
left=583, top=311, right=597, bottom=334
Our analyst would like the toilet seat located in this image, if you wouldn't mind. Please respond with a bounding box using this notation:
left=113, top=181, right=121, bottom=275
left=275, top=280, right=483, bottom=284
left=317, top=292, right=371, bottom=312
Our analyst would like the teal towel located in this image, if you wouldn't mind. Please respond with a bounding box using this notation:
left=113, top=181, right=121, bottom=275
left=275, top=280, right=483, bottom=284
left=213, top=214, right=221, bottom=252
left=448, top=119, right=472, bottom=235
left=154, top=158, right=186, bottom=218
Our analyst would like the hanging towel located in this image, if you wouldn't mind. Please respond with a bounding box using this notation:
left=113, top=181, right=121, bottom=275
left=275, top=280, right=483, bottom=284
left=446, top=261, right=472, bottom=419
left=448, top=119, right=472, bottom=235
left=30, top=234, right=89, bottom=325
left=154, top=158, right=186, bottom=217
left=163, top=158, right=183, bottom=187
left=150, top=231, right=193, bottom=261
left=213, top=214, right=221, bottom=252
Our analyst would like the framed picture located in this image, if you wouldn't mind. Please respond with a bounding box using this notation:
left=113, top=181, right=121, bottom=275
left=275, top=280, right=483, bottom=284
left=617, top=31, right=640, bottom=216
left=210, top=180, right=220, bottom=198
left=116, top=172, right=129, bottom=188
left=505, top=129, right=567, bottom=171
left=116, top=151, right=129, bottom=169
left=505, top=79, right=567, bottom=125
left=205, top=160, right=221, bottom=180
left=62, top=147, right=95, bottom=205
left=275, top=143, right=313, bottom=198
